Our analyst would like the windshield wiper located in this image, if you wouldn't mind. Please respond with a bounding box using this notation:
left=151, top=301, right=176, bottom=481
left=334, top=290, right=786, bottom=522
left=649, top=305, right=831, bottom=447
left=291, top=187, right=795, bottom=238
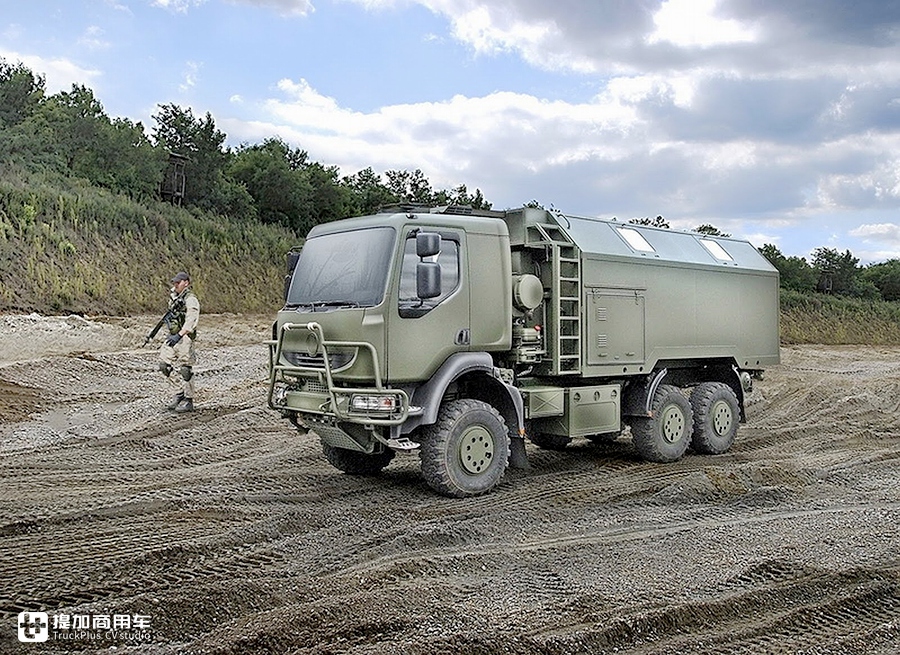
left=285, top=300, right=362, bottom=311
left=313, top=300, right=361, bottom=310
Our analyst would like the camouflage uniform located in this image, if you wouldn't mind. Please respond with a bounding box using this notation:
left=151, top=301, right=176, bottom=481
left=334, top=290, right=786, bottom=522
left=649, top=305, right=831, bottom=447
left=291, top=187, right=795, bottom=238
left=159, top=272, right=200, bottom=411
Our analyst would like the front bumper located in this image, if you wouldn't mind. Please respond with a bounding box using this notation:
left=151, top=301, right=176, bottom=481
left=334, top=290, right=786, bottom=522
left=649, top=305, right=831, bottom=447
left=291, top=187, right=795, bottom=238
left=267, top=321, right=411, bottom=426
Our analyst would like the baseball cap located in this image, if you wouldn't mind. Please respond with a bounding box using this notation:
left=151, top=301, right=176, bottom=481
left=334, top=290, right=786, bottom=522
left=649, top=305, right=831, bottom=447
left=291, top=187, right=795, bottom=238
left=171, top=271, right=190, bottom=283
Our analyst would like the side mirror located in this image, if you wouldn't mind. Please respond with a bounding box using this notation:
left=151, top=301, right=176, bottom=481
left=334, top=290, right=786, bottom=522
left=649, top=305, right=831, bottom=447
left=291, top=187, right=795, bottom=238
left=417, top=262, right=441, bottom=299
left=286, top=249, right=301, bottom=274
left=416, top=232, right=441, bottom=258
left=284, top=249, right=301, bottom=302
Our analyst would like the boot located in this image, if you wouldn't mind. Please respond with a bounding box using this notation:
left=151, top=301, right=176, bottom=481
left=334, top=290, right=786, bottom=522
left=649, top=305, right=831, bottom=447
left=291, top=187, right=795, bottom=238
left=175, top=397, right=194, bottom=413
left=166, top=392, right=184, bottom=411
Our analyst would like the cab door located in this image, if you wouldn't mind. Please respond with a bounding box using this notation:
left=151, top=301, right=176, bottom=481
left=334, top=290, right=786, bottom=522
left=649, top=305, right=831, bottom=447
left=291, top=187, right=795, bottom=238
left=387, top=227, right=470, bottom=382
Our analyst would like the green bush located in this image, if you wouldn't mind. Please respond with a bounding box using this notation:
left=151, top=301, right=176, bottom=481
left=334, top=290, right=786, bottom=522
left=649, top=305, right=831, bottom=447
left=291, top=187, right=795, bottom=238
left=0, top=166, right=297, bottom=315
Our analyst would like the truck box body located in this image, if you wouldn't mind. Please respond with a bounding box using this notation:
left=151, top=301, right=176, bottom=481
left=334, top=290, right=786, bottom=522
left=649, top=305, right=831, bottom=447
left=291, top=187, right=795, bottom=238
left=504, top=209, right=780, bottom=378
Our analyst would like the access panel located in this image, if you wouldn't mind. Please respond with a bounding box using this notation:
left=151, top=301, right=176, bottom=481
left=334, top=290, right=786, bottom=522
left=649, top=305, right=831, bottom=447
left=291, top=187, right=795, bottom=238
left=586, top=289, right=645, bottom=366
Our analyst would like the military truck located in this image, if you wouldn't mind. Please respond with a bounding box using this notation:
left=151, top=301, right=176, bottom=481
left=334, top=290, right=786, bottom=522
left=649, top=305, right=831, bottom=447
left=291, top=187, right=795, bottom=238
left=267, top=205, right=780, bottom=497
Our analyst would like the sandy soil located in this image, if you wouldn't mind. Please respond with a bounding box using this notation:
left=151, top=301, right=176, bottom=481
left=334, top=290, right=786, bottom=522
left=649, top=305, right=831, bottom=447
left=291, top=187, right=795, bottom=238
left=1, top=313, right=898, bottom=654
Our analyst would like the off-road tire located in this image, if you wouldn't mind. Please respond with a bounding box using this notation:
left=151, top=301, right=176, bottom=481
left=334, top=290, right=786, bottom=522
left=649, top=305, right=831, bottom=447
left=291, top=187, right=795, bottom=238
left=419, top=399, right=510, bottom=497
left=631, top=384, right=692, bottom=463
left=322, top=443, right=395, bottom=476
left=690, top=382, right=740, bottom=455
left=529, top=432, right=572, bottom=451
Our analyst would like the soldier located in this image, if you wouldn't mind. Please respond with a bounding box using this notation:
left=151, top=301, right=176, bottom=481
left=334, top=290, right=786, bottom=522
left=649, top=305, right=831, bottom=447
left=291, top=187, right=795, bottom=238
left=158, top=271, right=200, bottom=412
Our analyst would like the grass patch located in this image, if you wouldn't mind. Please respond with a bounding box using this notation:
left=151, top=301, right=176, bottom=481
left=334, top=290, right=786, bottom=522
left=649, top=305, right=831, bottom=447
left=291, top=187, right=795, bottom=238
left=0, top=166, right=298, bottom=315
left=780, top=289, right=900, bottom=345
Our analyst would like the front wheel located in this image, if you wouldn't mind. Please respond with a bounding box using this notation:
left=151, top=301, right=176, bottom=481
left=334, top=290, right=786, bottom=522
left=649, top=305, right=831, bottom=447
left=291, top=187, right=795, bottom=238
left=690, top=382, right=740, bottom=454
left=631, top=384, right=692, bottom=463
left=419, top=399, right=510, bottom=497
left=322, top=442, right=395, bottom=476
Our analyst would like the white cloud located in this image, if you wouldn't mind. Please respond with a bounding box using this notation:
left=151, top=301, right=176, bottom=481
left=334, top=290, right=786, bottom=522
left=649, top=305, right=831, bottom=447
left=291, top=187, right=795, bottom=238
left=647, top=0, right=758, bottom=48
left=745, top=232, right=781, bottom=249
left=343, top=0, right=600, bottom=73
left=179, top=61, right=202, bottom=93
left=227, top=0, right=314, bottom=15
left=3, top=23, right=24, bottom=41
left=151, top=0, right=205, bottom=12
left=78, top=26, right=111, bottom=51
left=850, top=223, right=900, bottom=246
left=260, top=77, right=643, bottom=175
left=856, top=248, right=900, bottom=262
left=225, top=72, right=898, bottom=235
left=0, top=48, right=100, bottom=93
left=153, top=0, right=313, bottom=14
left=103, top=0, right=132, bottom=10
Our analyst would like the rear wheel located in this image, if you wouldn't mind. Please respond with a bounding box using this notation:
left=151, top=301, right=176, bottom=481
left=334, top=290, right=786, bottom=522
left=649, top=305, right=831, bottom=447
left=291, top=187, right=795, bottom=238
left=322, top=443, right=395, bottom=476
left=690, top=382, right=740, bottom=454
left=419, top=399, right=510, bottom=497
left=631, top=384, right=692, bottom=463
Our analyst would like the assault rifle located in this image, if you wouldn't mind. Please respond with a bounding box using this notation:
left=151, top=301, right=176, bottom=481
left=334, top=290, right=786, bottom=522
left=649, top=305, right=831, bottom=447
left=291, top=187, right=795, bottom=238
left=142, top=288, right=187, bottom=347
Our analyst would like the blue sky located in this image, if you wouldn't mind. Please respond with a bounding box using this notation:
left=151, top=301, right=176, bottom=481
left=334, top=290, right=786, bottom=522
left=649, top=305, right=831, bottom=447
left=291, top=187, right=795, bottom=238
left=3, top=0, right=900, bottom=263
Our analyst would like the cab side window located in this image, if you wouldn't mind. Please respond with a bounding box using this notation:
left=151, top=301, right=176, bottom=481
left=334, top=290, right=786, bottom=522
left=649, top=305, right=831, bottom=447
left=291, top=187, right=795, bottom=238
left=398, top=234, right=460, bottom=318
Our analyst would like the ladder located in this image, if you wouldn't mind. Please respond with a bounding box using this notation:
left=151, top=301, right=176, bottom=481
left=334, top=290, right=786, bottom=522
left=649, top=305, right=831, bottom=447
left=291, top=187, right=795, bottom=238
left=527, top=222, right=582, bottom=375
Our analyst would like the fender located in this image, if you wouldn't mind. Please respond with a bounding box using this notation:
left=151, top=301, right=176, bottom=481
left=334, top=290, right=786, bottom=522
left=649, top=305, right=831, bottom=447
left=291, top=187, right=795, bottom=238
left=622, top=368, right=668, bottom=417
left=395, top=352, right=524, bottom=436
left=621, top=364, right=747, bottom=421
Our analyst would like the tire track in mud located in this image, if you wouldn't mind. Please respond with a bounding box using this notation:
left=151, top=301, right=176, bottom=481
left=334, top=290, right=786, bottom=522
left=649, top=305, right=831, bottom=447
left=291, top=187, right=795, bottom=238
left=0, top=484, right=327, bottom=621
left=323, top=503, right=900, bottom=584
left=0, top=404, right=308, bottom=619
left=530, top=561, right=900, bottom=655
left=1, top=336, right=899, bottom=654
left=7, top=431, right=880, bottom=624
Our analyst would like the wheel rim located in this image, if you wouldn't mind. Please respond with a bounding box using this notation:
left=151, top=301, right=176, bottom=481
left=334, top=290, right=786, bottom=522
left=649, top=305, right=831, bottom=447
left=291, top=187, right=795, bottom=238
left=661, top=405, right=686, bottom=443
left=711, top=399, right=734, bottom=436
left=458, top=425, right=495, bottom=474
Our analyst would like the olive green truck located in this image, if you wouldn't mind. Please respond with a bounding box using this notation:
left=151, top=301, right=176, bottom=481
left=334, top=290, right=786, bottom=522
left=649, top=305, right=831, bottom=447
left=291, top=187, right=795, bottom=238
left=267, top=205, right=780, bottom=497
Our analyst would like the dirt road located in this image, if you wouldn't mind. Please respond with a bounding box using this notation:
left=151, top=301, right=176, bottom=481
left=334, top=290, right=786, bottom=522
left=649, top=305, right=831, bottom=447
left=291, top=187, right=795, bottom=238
left=1, top=314, right=898, bottom=654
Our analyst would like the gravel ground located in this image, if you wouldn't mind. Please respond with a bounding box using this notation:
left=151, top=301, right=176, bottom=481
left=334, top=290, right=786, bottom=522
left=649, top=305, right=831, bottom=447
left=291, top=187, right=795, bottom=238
left=1, top=314, right=898, bottom=654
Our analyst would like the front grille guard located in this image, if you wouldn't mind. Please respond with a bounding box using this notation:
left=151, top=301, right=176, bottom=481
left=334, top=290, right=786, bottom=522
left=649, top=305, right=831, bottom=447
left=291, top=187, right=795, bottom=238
left=267, top=321, right=409, bottom=425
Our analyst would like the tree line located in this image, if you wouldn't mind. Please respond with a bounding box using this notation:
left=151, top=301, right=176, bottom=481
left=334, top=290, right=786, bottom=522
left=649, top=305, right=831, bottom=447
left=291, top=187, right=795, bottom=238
left=0, top=59, right=491, bottom=237
left=3, top=58, right=898, bottom=305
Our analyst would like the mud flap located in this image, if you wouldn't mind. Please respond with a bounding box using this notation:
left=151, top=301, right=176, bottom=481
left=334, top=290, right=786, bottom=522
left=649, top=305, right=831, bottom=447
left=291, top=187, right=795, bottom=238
left=509, top=436, right=529, bottom=469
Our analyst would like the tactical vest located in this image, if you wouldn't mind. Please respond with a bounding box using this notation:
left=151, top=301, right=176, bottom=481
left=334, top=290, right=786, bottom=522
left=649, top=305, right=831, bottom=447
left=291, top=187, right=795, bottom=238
left=168, top=290, right=198, bottom=339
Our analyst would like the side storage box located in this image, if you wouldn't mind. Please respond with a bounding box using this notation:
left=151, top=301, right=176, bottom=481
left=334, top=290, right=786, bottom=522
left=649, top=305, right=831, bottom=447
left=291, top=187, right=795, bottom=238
left=522, top=386, right=565, bottom=419
left=535, top=384, right=621, bottom=438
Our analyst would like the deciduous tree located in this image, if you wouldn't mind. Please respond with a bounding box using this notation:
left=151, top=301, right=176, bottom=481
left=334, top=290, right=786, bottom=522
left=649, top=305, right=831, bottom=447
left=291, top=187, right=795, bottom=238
left=0, top=59, right=44, bottom=128
left=758, top=244, right=817, bottom=292
left=152, top=104, right=229, bottom=211
left=862, top=259, right=900, bottom=301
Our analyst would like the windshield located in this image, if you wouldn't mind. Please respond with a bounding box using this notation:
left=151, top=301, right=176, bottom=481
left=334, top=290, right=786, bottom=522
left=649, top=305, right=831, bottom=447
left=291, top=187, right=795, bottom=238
left=286, top=227, right=396, bottom=308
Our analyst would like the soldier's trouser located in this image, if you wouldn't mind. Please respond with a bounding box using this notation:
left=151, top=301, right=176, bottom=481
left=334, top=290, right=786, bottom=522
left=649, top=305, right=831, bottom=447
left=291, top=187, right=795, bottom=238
left=159, top=336, right=196, bottom=398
